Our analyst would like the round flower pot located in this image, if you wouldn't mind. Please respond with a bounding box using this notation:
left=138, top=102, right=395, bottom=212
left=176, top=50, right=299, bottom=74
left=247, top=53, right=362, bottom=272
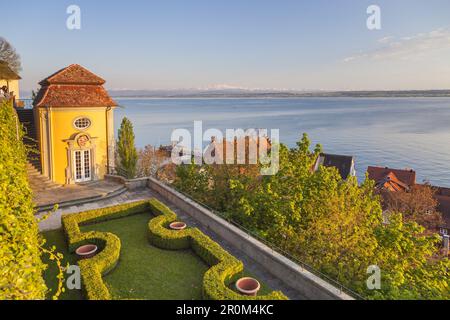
left=235, top=277, right=261, bottom=296
left=169, top=221, right=187, bottom=230
left=75, top=244, right=98, bottom=259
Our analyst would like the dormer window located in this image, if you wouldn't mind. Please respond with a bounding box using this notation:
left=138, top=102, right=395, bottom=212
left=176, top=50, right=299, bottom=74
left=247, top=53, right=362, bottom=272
left=74, top=117, right=91, bottom=130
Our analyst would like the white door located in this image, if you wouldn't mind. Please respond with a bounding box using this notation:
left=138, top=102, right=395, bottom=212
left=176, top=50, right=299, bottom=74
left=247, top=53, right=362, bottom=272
left=73, top=150, right=92, bottom=183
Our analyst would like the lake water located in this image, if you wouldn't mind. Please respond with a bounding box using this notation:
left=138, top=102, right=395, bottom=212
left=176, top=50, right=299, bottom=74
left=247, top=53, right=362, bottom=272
left=114, top=98, right=450, bottom=187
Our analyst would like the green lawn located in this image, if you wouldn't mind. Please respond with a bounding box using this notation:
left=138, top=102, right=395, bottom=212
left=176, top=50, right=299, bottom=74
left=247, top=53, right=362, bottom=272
left=42, top=211, right=273, bottom=300
left=80, top=212, right=209, bottom=299
left=42, top=229, right=84, bottom=300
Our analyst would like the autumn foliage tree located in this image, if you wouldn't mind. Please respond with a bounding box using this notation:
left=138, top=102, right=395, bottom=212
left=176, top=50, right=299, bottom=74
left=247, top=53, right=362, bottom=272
left=382, top=184, right=443, bottom=232
left=138, top=145, right=177, bottom=182
left=138, top=145, right=166, bottom=177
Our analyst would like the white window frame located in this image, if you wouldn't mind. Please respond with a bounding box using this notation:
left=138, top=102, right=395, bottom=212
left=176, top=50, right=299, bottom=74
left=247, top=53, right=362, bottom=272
left=73, top=117, right=92, bottom=131
left=73, top=149, right=92, bottom=183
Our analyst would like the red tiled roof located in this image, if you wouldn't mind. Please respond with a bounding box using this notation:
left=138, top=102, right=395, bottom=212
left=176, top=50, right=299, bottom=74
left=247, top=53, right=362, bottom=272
left=39, top=64, right=105, bottom=85
left=34, top=64, right=116, bottom=108
left=367, top=166, right=416, bottom=187
left=34, top=85, right=116, bottom=108
left=376, top=172, right=410, bottom=192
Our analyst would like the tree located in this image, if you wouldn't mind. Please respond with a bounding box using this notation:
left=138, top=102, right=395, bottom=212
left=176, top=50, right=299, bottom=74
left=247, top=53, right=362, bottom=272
left=138, top=145, right=165, bottom=177
left=137, top=145, right=177, bottom=183
left=173, top=132, right=450, bottom=300
left=174, top=160, right=210, bottom=203
left=383, top=184, right=443, bottom=232
left=116, top=117, right=138, bottom=179
left=372, top=213, right=449, bottom=299
left=0, top=37, right=21, bottom=73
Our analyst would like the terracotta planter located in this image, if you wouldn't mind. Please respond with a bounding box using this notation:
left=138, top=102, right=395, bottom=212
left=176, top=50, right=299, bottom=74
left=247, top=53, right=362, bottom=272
left=235, top=277, right=261, bottom=296
left=169, top=221, right=187, bottom=230
left=76, top=244, right=98, bottom=259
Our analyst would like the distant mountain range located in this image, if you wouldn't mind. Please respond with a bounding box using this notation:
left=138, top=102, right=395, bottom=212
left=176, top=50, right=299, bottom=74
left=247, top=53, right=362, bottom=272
left=107, top=89, right=450, bottom=98
left=21, top=88, right=450, bottom=99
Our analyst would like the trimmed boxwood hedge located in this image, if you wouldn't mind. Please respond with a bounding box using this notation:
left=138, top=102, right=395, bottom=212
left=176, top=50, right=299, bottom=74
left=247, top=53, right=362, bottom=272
left=147, top=199, right=287, bottom=300
left=62, top=199, right=287, bottom=300
left=62, top=200, right=150, bottom=299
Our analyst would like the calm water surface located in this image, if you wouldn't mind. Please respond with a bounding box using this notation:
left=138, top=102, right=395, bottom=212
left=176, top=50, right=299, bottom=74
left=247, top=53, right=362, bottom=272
left=114, top=98, right=450, bottom=187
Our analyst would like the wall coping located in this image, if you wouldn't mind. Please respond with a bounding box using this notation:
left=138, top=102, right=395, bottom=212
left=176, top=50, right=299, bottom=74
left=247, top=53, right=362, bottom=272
left=105, top=174, right=149, bottom=191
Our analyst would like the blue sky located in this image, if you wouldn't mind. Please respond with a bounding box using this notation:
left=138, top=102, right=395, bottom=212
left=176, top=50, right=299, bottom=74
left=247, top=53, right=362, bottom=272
left=2, top=0, right=450, bottom=92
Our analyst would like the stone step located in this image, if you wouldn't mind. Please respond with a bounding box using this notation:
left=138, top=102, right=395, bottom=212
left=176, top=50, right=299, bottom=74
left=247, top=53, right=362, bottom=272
left=17, top=110, right=40, bottom=169
left=27, top=162, right=42, bottom=173
left=35, top=185, right=127, bottom=213
left=30, top=185, right=62, bottom=191
left=30, top=179, right=55, bottom=185
left=27, top=161, right=61, bottom=191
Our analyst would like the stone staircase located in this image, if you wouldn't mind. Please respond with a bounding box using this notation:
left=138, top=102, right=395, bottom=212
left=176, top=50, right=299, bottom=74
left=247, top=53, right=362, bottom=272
left=27, top=163, right=61, bottom=192
left=15, top=108, right=41, bottom=172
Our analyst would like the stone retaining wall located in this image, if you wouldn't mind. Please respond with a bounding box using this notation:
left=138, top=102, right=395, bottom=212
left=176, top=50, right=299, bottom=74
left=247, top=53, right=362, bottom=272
left=105, top=174, right=148, bottom=191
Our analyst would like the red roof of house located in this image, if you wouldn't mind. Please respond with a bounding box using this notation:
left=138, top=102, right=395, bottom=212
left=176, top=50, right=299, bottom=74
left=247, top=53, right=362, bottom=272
left=34, top=64, right=116, bottom=108
left=376, top=172, right=410, bottom=192
left=367, top=166, right=416, bottom=187
left=39, top=64, right=105, bottom=85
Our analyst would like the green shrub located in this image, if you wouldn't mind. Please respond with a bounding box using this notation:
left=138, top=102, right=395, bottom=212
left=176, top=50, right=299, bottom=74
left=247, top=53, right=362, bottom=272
left=74, top=230, right=122, bottom=300
left=147, top=199, right=191, bottom=249
left=62, top=200, right=149, bottom=251
left=147, top=198, right=288, bottom=300
left=62, top=201, right=149, bottom=300
left=63, top=199, right=287, bottom=300
left=0, top=100, right=47, bottom=299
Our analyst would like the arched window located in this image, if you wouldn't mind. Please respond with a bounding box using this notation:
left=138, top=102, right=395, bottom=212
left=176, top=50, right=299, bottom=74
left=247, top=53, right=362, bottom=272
left=74, top=117, right=91, bottom=130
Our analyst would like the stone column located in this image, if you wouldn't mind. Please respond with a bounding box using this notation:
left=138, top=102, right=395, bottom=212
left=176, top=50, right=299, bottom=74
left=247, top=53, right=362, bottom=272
left=90, top=142, right=98, bottom=180
left=106, top=107, right=115, bottom=174
left=39, top=109, right=50, bottom=178
left=65, top=141, right=75, bottom=185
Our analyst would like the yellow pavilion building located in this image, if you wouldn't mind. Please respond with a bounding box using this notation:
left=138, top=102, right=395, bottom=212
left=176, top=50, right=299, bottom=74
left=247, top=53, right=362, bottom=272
left=33, top=64, right=117, bottom=185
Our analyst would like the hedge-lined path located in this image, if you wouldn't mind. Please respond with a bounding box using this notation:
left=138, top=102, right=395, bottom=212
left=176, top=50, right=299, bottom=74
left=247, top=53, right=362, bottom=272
left=37, top=187, right=305, bottom=300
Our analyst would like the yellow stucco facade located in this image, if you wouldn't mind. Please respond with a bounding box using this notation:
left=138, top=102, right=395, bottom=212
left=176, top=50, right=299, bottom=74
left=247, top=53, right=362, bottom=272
left=33, top=64, right=116, bottom=185
left=0, top=79, right=20, bottom=99
left=35, top=106, right=115, bottom=185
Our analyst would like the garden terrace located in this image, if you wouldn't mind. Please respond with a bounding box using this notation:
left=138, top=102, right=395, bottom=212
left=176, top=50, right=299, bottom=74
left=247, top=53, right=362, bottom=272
left=43, top=199, right=287, bottom=300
